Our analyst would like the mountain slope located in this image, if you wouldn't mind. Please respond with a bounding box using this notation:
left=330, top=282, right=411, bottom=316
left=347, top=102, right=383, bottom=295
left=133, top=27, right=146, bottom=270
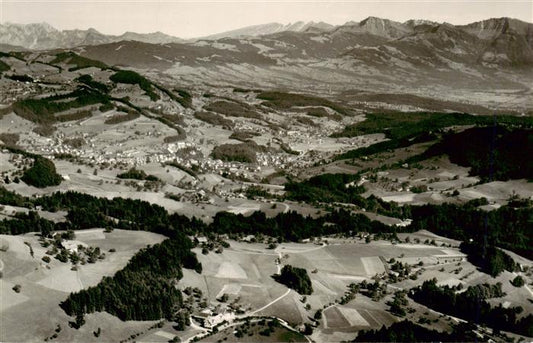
left=332, top=17, right=412, bottom=39
left=2, top=17, right=531, bottom=71
left=460, top=18, right=533, bottom=66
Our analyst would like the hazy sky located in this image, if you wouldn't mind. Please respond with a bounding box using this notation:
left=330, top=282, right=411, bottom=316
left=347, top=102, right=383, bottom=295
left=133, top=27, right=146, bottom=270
left=1, top=1, right=531, bottom=38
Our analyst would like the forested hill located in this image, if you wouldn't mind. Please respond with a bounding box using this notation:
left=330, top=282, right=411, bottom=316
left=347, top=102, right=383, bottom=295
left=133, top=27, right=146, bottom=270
left=0, top=187, right=203, bottom=325
left=0, top=186, right=531, bottom=327
left=1, top=186, right=531, bottom=262
left=415, top=126, right=533, bottom=181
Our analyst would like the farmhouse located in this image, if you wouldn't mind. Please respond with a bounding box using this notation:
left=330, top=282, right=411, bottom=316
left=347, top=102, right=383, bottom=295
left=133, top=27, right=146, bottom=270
left=62, top=240, right=87, bottom=253
left=192, top=310, right=235, bottom=328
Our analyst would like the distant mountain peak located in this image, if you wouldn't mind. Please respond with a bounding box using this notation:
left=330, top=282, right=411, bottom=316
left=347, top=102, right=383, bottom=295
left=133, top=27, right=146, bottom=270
left=460, top=17, right=533, bottom=40
left=360, top=16, right=391, bottom=24
left=2, top=17, right=532, bottom=57
left=0, top=22, right=183, bottom=50
left=334, top=16, right=411, bottom=39
left=201, top=20, right=334, bottom=40
left=404, top=19, right=439, bottom=28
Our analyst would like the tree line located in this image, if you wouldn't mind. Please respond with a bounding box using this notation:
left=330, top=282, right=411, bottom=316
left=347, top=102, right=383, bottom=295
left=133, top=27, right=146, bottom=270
left=353, top=320, right=482, bottom=342
left=409, top=199, right=532, bottom=261
left=411, top=126, right=533, bottom=181
left=2, top=187, right=390, bottom=241
left=274, top=265, right=313, bottom=295
left=334, top=112, right=533, bottom=162
left=286, top=173, right=531, bottom=263
left=410, top=278, right=533, bottom=337
left=284, top=173, right=410, bottom=219
left=1, top=185, right=529, bottom=267
left=460, top=242, right=518, bottom=277
left=205, top=209, right=394, bottom=242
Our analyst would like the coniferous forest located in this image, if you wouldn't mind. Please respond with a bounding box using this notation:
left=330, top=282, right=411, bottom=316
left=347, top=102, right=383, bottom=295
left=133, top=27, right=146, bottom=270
left=353, top=320, right=481, bottom=342
left=60, top=236, right=201, bottom=321
left=410, top=279, right=533, bottom=337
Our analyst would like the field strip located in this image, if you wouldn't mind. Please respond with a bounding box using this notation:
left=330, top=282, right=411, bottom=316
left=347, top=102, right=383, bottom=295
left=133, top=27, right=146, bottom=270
left=215, top=262, right=247, bottom=279
left=433, top=254, right=466, bottom=258
left=422, top=260, right=465, bottom=269
left=278, top=243, right=327, bottom=254
left=395, top=243, right=443, bottom=249
left=323, top=306, right=351, bottom=328
left=76, top=269, right=84, bottom=290
left=203, top=275, right=214, bottom=299
left=523, top=284, right=533, bottom=297
left=322, top=309, right=329, bottom=328
left=154, top=330, right=176, bottom=340
left=312, top=279, right=337, bottom=295
left=37, top=267, right=84, bottom=292
left=525, top=284, right=533, bottom=297
left=360, top=309, right=380, bottom=327
left=361, top=256, right=385, bottom=275
left=250, top=261, right=262, bottom=279
left=440, top=249, right=462, bottom=255
left=379, top=256, right=390, bottom=273
left=228, top=204, right=260, bottom=215
left=229, top=248, right=278, bottom=256
left=73, top=229, right=106, bottom=240
left=1, top=279, right=30, bottom=311
left=215, top=283, right=242, bottom=299
left=338, top=307, right=370, bottom=327
left=330, top=274, right=368, bottom=281
left=250, top=288, right=291, bottom=315
left=321, top=306, right=336, bottom=329
left=381, top=194, right=415, bottom=203
left=73, top=228, right=105, bottom=234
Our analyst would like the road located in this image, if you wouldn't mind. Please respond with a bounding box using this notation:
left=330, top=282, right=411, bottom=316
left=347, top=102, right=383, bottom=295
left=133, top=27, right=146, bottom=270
left=248, top=288, right=291, bottom=316
left=320, top=304, right=336, bottom=329
left=185, top=313, right=312, bottom=343
left=182, top=242, right=329, bottom=343
left=184, top=288, right=294, bottom=342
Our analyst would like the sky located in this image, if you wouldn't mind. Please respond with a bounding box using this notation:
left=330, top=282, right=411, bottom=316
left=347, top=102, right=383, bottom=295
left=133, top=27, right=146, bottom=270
left=1, top=0, right=532, bottom=38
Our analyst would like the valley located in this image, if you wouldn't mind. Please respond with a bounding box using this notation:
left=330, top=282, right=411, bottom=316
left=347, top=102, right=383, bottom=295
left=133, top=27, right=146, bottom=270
left=0, top=14, right=532, bottom=343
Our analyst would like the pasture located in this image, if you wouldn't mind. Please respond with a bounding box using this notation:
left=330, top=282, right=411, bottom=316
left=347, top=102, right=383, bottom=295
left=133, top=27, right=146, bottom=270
left=0, top=229, right=165, bottom=342
left=178, top=234, right=485, bottom=339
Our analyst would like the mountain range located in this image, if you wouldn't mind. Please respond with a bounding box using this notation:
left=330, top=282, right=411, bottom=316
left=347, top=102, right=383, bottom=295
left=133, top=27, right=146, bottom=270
left=1, top=17, right=532, bottom=99
left=0, top=20, right=340, bottom=49
left=55, top=17, right=530, bottom=72
left=2, top=17, right=532, bottom=56
left=200, top=21, right=335, bottom=40
left=0, top=22, right=186, bottom=50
